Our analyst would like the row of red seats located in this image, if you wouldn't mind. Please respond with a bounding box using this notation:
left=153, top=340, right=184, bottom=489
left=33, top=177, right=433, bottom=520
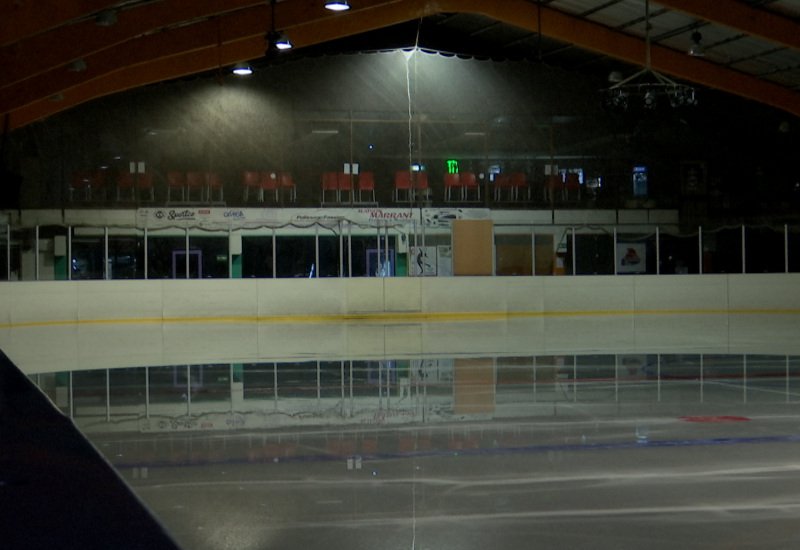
left=70, top=170, right=155, bottom=202
left=322, top=170, right=530, bottom=203
left=397, top=171, right=528, bottom=202
left=543, top=173, right=581, bottom=201
left=241, top=171, right=297, bottom=203
left=166, top=171, right=224, bottom=203
left=321, top=172, right=375, bottom=203
left=71, top=169, right=536, bottom=205
left=393, top=171, right=429, bottom=202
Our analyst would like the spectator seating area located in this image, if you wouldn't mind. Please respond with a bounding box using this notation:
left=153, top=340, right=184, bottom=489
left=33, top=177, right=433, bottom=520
left=68, top=168, right=590, bottom=207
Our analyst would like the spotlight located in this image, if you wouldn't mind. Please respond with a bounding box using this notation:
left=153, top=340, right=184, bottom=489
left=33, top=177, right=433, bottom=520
left=688, top=31, right=705, bottom=57
left=643, top=90, right=656, bottom=109
left=232, top=62, right=253, bottom=75
left=669, top=88, right=686, bottom=107
left=602, top=89, right=628, bottom=112
left=325, top=1, right=350, bottom=11
left=612, top=89, right=628, bottom=110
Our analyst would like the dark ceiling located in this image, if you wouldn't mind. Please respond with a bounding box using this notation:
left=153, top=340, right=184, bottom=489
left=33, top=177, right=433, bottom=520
left=3, top=0, right=800, bottom=131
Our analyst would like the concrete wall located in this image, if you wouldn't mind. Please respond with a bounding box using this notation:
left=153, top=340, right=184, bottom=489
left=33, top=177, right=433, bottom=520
left=1, top=274, right=799, bottom=372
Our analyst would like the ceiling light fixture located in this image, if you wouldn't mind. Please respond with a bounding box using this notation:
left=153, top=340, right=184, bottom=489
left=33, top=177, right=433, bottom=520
left=265, top=0, right=292, bottom=55
left=325, top=1, right=350, bottom=11
left=601, top=0, right=697, bottom=112
left=688, top=31, right=705, bottom=57
left=643, top=90, right=657, bottom=109
left=232, top=62, right=253, bottom=75
left=272, top=30, right=292, bottom=50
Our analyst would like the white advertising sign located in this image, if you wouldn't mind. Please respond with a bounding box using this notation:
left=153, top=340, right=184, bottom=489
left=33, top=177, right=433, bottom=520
left=136, top=207, right=420, bottom=229
left=617, top=243, right=647, bottom=273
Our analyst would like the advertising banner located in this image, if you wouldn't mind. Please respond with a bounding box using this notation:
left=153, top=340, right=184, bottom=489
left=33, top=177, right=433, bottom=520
left=617, top=243, right=647, bottom=273
left=136, top=207, right=421, bottom=229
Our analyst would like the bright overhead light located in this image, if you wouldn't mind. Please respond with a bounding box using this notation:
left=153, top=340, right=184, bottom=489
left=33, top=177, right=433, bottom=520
left=274, top=31, right=292, bottom=50
left=232, top=62, right=253, bottom=75
left=265, top=0, right=293, bottom=54
left=265, top=30, right=292, bottom=55
left=325, top=1, right=350, bottom=11
left=266, top=30, right=292, bottom=53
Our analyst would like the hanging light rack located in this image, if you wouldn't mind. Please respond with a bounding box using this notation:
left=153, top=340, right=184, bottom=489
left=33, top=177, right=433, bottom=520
left=602, top=0, right=697, bottom=111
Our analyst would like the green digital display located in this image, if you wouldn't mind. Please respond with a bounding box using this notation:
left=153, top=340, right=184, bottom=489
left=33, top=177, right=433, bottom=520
left=447, top=159, right=458, bottom=174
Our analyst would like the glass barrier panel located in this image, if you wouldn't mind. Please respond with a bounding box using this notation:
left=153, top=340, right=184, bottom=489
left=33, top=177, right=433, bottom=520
left=704, top=227, right=743, bottom=274
left=71, top=230, right=104, bottom=280
left=569, top=233, right=614, bottom=275
left=188, top=235, right=229, bottom=278
left=108, top=235, right=144, bottom=279
left=789, top=226, right=800, bottom=273
left=147, top=236, right=186, bottom=279
left=742, top=226, right=785, bottom=273
left=533, top=233, right=555, bottom=275
left=346, top=235, right=371, bottom=277
left=241, top=236, right=274, bottom=278
left=495, top=233, right=533, bottom=276
left=0, top=224, right=8, bottom=280
left=318, top=235, right=342, bottom=277
left=275, top=237, right=316, bottom=278
left=659, top=231, right=700, bottom=274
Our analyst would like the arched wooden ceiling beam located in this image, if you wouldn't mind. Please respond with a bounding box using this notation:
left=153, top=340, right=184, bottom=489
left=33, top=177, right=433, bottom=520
left=10, top=44, right=265, bottom=131
left=0, top=0, right=120, bottom=47
left=5, top=0, right=800, bottom=131
left=1, top=0, right=394, bottom=121
left=469, top=0, right=800, bottom=117
left=0, top=0, right=285, bottom=89
left=654, top=0, right=800, bottom=52
left=0, top=5, right=271, bottom=107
